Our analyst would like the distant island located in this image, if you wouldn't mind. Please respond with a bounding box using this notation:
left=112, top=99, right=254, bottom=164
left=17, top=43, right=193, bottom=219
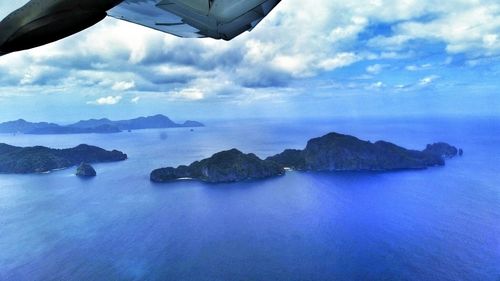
left=151, top=132, right=462, bottom=184
left=0, top=144, right=127, bottom=174
left=0, top=114, right=204, bottom=135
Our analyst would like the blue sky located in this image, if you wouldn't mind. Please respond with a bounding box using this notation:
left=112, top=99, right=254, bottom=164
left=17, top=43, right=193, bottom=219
left=0, top=0, right=499, bottom=122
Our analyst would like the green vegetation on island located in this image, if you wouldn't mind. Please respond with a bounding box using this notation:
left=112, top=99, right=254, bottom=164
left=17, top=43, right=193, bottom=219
left=151, top=149, right=284, bottom=183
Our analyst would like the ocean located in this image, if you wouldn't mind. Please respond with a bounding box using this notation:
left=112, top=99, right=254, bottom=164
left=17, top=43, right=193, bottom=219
left=0, top=117, right=498, bottom=280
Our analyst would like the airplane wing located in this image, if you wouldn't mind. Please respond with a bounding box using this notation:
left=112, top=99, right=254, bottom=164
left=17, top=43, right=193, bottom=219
left=107, top=0, right=281, bottom=41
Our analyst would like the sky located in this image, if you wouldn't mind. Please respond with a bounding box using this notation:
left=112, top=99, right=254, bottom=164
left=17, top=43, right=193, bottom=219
left=0, top=0, right=500, bottom=122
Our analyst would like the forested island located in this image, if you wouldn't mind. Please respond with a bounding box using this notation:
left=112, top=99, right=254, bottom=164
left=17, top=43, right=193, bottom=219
left=76, top=163, right=97, bottom=177
left=0, top=144, right=127, bottom=174
left=0, top=114, right=204, bottom=135
left=151, top=132, right=462, bottom=184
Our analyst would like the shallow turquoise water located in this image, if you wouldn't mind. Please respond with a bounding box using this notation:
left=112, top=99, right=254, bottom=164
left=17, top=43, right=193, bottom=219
left=0, top=117, right=498, bottom=280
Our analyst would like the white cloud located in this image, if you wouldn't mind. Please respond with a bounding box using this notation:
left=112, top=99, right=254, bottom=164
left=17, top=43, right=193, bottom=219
left=406, top=64, right=432, bottom=71
left=405, top=65, right=418, bottom=71
left=319, top=53, right=360, bottom=71
left=367, top=81, right=385, bottom=90
left=170, top=88, right=205, bottom=101
left=368, top=35, right=411, bottom=51
left=483, top=34, right=498, bottom=46
left=370, top=2, right=500, bottom=56
left=366, top=64, right=385, bottom=74
left=271, top=55, right=314, bottom=77
left=131, top=96, right=141, bottom=103
left=419, top=75, right=439, bottom=86
left=112, top=80, right=135, bottom=91
left=87, top=96, right=123, bottom=105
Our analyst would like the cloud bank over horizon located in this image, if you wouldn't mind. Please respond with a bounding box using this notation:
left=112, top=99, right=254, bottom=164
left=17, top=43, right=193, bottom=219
left=0, top=0, right=499, bottom=121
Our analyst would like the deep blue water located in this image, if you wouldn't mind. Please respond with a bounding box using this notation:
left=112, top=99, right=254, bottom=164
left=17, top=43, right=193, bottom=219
left=0, top=117, right=498, bottom=281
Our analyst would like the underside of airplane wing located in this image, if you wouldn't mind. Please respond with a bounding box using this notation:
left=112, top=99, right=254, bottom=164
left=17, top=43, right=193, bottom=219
left=107, top=0, right=281, bottom=40
left=0, top=0, right=281, bottom=56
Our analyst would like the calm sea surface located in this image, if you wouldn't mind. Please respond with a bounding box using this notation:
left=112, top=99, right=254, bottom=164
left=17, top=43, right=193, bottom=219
left=0, top=117, right=498, bottom=280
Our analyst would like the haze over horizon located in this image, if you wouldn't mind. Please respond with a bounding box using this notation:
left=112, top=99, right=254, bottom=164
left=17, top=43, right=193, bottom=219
left=0, top=0, right=499, bottom=122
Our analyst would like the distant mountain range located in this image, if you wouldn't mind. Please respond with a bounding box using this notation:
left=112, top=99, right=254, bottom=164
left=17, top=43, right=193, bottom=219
left=0, top=115, right=204, bottom=135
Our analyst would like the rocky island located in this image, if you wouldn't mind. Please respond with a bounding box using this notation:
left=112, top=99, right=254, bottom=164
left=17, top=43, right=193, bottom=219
left=0, top=114, right=204, bottom=135
left=76, top=163, right=97, bottom=177
left=151, top=149, right=284, bottom=183
left=151, top=132, right=461, bottom=184
left=270, top=133, right=454, bottom=171
left=0, top=144, right=127, bottom=174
